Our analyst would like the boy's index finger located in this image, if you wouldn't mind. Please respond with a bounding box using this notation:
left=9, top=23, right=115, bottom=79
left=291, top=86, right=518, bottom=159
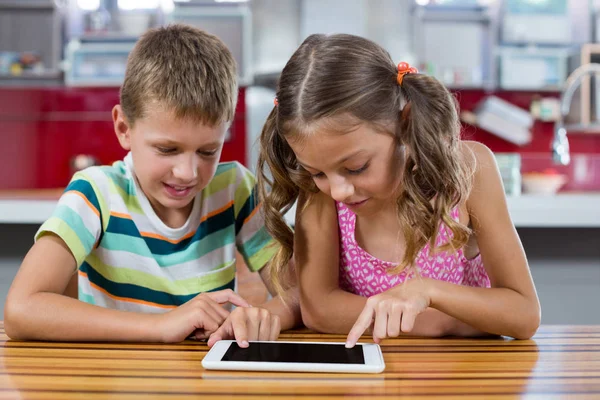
left=346, top=305, right=375, bottom=348
left=207, top=290, right=250, bottom=308
left=207, top=324, right=227, bottom=347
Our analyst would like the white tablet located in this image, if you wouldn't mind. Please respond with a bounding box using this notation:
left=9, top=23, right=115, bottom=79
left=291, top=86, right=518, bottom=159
left=202, top=340, right=385, bottom=373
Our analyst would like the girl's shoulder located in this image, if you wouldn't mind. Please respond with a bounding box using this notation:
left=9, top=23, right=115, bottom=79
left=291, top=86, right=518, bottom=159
left=459, top=140, right=495, bottom=172
left=459, top=140, right=500, bottom=191
left=296, top=191, right=338, bottom=230
left=459, top=140, right=507, bottom=215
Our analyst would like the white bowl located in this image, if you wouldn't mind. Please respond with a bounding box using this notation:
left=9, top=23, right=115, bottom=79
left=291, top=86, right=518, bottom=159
left=522, top=173, right=567, bottom=195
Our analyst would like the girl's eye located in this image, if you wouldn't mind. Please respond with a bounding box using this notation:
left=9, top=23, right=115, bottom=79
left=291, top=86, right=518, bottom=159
left=347, top=163, right=369, bottom=175
left=311, top=172, right=325, bottom=179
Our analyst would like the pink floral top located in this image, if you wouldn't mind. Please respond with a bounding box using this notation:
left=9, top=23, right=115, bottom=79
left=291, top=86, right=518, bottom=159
left=337, top=202, right=491, bottom=297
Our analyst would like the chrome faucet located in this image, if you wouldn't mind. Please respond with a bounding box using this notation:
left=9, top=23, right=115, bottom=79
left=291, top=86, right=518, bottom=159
left=553, top=63, right=600, bottom=165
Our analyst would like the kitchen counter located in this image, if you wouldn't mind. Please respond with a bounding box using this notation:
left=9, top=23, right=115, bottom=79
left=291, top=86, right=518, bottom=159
left=1, top=190, right=600, bottom=227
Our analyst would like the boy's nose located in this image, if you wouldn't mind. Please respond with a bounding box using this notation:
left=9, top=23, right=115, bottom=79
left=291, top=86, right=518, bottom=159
left=172, top=156, right=198, bottom=181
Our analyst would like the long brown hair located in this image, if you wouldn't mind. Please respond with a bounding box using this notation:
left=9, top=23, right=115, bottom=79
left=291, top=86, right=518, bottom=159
left=257, top=34, right=474, bottom=295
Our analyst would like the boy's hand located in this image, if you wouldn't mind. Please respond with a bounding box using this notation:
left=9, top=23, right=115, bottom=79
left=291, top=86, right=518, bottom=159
left=345, top=279, right=431, bottom=348
left=207, top=306, right=281, bottom=348
left=158, top=289, right=250, bottom=343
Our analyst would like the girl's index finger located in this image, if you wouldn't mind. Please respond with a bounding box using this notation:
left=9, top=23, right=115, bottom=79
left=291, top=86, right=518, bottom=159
left=345, top=305, right=375, bottom=348
left=231, top=311, right=249, bottom=348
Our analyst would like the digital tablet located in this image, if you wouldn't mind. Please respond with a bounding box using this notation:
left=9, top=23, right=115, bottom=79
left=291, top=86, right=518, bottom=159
left=202, top=341, right=385, bottom=373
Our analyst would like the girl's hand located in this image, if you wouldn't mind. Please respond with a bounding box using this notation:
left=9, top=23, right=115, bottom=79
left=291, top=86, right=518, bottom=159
left=157, top=289, right=250, bottom=343
left=345, top=278, right=432, bottom=348
left=207, top=306, right=281, bottom=348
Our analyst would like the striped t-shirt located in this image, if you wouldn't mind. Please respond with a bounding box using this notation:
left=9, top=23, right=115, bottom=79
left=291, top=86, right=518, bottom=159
left=36, top=153, right=277, bottom=313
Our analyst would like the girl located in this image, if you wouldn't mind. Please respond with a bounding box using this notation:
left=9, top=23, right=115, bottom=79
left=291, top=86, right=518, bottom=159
left=257, top=33, right=540, bottom=347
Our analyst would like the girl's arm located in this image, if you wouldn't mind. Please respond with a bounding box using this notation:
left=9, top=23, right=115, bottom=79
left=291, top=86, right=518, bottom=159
left=428, top=141, right=541, bottom=339
left=4, top=234, right=247, bottom=342
left=296, top=191, right=461, bottom=337
left=256, top=265, right=302, bottom=331
left=346, top=142, right=540, bottom=346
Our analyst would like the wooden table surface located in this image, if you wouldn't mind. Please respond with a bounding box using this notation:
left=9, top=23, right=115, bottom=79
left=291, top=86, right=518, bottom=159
left=1, top=322, right=598, bottom=399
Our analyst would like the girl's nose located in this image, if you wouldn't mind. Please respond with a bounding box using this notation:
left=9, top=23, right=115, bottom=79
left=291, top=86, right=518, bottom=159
left=329, top=178, right=354, bottom=203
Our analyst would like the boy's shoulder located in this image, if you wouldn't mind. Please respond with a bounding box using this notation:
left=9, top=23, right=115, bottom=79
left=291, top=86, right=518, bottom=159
left=206, top=161, right=256, bottom=192
left=72, top=160, right=128, bottom=184
left=67, top=160, right=132, bottom=202
left=203, top=161, right=257, bottom=212
left=215, top=160, right=253, bottom=177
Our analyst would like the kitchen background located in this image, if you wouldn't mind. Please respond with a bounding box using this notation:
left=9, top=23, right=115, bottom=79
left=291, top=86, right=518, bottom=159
left=0, top=0, right=598, bottom=323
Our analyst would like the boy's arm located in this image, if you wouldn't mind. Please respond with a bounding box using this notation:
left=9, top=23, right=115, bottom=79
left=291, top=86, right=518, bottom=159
left=4, top=234, right=161, bottom=341
left=5, top=234, right=247, bottom=343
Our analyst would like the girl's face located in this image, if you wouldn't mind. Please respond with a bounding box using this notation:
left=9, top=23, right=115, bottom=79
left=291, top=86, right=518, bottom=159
left=286, top=121, right=405, bottom=216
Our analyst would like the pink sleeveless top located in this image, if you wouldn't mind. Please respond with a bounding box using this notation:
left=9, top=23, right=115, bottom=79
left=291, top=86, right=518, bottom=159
left=337, top=202, right=491, bottom=297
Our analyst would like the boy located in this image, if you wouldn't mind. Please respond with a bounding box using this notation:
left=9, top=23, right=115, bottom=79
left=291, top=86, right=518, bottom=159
left=4, top=24, right=300, bottom=347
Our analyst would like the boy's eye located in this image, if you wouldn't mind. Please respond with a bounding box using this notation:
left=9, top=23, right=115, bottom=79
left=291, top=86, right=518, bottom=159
left=157, top=147, right=175, bottom=154
left=347, top=163, right=369, bottom=175
left=198, top=150, right=217, bottom=157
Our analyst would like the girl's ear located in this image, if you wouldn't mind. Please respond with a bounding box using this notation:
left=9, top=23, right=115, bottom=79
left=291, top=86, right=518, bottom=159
left=401, top=101, right=412, bottom=120
left=113, top=105, right=132, bottom=151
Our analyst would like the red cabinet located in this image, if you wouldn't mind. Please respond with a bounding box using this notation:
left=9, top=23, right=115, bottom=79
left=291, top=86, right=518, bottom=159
left=0, top=87, right=247, bottom=189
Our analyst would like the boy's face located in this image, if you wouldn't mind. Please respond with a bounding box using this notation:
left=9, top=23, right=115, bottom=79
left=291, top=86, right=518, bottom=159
left=113, top=104, right=227, bottom=224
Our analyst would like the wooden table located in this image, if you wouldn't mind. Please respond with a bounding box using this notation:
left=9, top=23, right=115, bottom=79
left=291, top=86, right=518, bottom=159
left=1, top=322, right=598, bottom=399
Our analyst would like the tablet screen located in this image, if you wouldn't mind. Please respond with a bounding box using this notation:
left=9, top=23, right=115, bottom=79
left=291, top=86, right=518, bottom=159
left=221, top=342, right=365, bottom=364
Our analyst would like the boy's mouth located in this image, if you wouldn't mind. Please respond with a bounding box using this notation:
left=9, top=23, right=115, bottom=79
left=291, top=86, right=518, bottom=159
left=163, top=183, right=194, bottom=198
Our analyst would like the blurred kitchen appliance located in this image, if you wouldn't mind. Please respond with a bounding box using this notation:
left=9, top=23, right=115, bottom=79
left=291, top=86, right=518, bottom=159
left=413, top=6, right=491, bottom=88
left=468, top=96, right=533, bottom=146
left=498, top=46, right=572, bottom=91
left=501, top=0, right=571, bottom=44
left=64, top=38, right=136, bottom=86
left=0, top=0, right=63, bottom=81
left=494, top=153, right=521, bottom=197
left=167, top=4, right=252, bottom=86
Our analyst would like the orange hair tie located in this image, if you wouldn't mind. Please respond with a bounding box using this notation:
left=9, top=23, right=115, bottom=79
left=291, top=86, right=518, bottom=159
left=397, top=62, right=418, bottom=86
left=274, top=97, right=279, bottom=106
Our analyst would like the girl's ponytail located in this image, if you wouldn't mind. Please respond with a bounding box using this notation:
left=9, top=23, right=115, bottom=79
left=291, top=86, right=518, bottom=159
left=393, top=73, right=474, bottom=272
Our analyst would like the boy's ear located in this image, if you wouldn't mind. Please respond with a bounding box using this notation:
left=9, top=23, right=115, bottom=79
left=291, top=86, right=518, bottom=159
left=113, top=105, right=132, bottom=151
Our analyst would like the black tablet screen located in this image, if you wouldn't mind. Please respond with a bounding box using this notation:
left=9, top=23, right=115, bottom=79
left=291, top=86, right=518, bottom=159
left=221, top=342, right=365, bottom=364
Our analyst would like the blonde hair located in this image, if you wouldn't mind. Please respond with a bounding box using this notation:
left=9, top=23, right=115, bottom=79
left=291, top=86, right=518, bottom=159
left=120, top=24, right=237, bottom=126
left=257, top=34, right=474, bottom=295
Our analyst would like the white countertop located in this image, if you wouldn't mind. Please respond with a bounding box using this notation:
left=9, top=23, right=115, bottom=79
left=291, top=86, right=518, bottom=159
left=1, top=193, right=600, bottom=228
left=505, top=193, right=600, bottom=228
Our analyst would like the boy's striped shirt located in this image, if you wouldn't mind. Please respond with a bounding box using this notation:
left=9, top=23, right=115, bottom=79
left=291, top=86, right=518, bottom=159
left=36, top=153, right=277, bottom=313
